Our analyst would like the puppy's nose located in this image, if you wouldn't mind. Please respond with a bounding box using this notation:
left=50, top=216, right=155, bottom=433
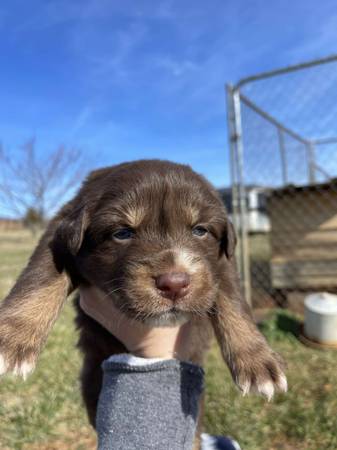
left=155, top=272, right=190, bottom=300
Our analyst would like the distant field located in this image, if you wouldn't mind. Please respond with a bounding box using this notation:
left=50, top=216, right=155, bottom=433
left=0, top=230, right=336, bottom=450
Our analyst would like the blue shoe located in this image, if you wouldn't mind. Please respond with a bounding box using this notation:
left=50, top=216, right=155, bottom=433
left=201, top=433, right=241, bottom=450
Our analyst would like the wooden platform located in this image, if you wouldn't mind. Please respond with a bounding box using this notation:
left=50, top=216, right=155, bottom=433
left=268, top=181, right=337, bottom=289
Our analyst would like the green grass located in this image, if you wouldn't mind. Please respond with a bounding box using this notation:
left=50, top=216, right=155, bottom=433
left=0, top=304, right=93, bottom=450
left=205, top=311, right=337, bottom=450
left=0, top=230, right=336, bottom=449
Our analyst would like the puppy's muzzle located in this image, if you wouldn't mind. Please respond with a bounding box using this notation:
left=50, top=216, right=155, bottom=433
left=155, top=272, right=190, bottom=301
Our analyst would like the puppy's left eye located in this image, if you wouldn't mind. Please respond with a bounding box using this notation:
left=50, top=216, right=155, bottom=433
left=112, top=228, right=135, bottom=240
left=192, top=226, right=208, bottom=237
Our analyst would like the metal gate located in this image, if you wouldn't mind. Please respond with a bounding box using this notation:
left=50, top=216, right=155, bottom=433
left=226, top=55, right=337, bottom=306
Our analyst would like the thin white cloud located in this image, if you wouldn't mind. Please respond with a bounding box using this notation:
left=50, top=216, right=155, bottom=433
left=285, top=13, right=337, bottom=63
left=69, top=106, right=92, bottom=137
left=86, top=23, right=148, bottom=81
left=11, top=0, right=177, bottom=34
left=155, top=56, right=198, bottom=77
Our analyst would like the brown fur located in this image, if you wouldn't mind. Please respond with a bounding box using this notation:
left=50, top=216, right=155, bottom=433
left=0, top=160, right=286, bottom=440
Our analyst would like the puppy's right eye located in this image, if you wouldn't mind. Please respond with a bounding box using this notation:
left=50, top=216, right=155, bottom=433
left=112, top=228, right=135, bottom=240
left=192, top=226, right=208, bottom=237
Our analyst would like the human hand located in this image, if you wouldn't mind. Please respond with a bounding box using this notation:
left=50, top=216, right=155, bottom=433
left=79, top=286, right=194, bottom=361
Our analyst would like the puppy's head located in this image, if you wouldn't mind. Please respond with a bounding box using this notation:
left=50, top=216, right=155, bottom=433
left=54, top=160, right=236, bottom=325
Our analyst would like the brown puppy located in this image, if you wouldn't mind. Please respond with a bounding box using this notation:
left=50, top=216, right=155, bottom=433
left=0, top=160, right=286, bottom=438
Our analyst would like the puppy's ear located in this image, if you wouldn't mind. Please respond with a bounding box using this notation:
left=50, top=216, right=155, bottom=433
left=0, top=203, right=80, bottom=378
left=221, top=219, right=237, bottom=259
left=53, top=206, right=89, bottom=257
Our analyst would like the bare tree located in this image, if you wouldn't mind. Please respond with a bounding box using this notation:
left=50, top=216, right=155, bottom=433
left=0, top=138, right=86, bottom=230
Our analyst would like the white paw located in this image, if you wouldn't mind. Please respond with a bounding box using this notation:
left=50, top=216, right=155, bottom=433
left=277, top=374, right=288, bottom=392
left=256, top=380, right=277, bottom=401
left=0, top=353, right=7, bottom=375
left=13, top=360, right=35, bottom=380
left=0, top=353, right=34, bottom=380
left=240, top=373, right=287, bottom=401
left=240, top=380, right=251, bottom=396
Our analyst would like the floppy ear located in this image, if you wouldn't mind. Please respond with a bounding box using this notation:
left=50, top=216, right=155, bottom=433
left=51, top=205, right=89, bottom=277
left=0, top=202, right=87, bottom=378
left=221, top=219, right=237, bottom=259
left=53, top=206, right=89, bottom=256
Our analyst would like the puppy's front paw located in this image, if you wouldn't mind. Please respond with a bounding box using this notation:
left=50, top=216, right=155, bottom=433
left=0, top=319, right=37, bottom=380
left=231, top=346, right=287, bottom=401
left=0, top=353, right=35, bottom=379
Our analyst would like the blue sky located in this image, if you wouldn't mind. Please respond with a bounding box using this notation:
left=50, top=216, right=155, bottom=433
left=1, top=0, right=337, bottom=215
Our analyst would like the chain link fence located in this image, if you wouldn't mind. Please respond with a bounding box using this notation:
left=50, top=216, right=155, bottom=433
left=226, top=55, right=337, bottom=308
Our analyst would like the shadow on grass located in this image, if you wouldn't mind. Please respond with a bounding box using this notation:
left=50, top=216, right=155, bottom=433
left=276, top=313, right=302, bottom=337
left=258, top=310, right=303, bottom=342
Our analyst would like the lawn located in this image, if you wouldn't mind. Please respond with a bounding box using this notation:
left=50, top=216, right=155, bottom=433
left=0, top=229, right=336, bottom=450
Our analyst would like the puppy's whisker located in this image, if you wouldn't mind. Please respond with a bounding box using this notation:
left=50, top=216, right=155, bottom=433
left=105, top=287, right=123, bottom=296
left=101, top=277, right=125, bottom=286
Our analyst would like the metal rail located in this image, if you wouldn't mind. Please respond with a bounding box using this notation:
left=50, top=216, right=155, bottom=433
left=239, top=93, right=310, bottom=145
left=226, top=84, right=252, bottom=305
left=312, top=137, right=337, bottom=145
left=235, top=54, right=337, bottom=89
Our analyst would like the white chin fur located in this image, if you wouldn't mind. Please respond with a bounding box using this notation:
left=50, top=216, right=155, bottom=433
left=142, top=311, right=191, bottom=327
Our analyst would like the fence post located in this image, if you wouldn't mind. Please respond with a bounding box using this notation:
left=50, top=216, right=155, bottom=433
left=228, top=86, right=252, bottom=306
left=278, top=129, right=288, bottom=185
left=306, top=142, right=316, bottom=184
left=226, top=85, right=241, bottom=271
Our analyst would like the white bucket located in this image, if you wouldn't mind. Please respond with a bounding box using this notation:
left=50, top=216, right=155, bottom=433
left=304, top=292, right=337, bottom=345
